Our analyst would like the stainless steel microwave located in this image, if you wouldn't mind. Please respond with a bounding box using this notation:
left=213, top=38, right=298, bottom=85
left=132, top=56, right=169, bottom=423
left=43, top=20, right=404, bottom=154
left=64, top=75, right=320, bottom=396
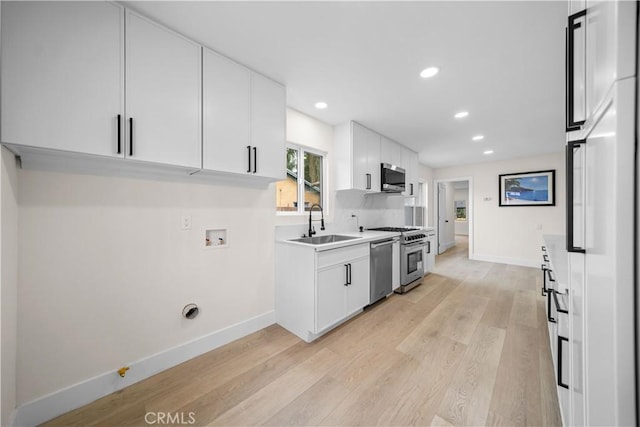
left=380, top=163, right=405, bottom=193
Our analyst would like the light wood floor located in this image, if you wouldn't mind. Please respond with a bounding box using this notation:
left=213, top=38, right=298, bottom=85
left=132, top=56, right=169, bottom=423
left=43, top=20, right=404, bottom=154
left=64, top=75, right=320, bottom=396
left=44, top=236, right=562, bottom=426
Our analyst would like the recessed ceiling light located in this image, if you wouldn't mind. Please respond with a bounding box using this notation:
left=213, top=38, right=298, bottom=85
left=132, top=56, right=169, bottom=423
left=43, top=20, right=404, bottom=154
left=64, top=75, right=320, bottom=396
left=472, top=135, right=484, bottom=141
left=483, top=150, right=494, bottom=155
left=314, top=101, right=328, bottom=109
left=454, top=111, right=469, bottom=119
left=420, top=67, right=439, bottom=79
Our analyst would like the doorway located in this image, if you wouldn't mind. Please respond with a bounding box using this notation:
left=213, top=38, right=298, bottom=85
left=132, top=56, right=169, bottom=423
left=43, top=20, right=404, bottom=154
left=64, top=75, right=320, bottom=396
left=434, top=177, right=473, bottom=259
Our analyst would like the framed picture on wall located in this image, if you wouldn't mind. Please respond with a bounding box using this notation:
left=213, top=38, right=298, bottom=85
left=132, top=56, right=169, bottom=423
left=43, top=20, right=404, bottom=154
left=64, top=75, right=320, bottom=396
left=498, top=170, right=555, bottom=206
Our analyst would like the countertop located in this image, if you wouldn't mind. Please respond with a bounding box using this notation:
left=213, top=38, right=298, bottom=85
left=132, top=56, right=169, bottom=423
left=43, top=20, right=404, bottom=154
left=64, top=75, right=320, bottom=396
left=277, top=230, right=402, bottom=252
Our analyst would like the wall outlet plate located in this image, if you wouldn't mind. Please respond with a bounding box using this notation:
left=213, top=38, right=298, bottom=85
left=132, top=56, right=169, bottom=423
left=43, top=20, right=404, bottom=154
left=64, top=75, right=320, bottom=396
left=181, top=215, right=192, bottom=230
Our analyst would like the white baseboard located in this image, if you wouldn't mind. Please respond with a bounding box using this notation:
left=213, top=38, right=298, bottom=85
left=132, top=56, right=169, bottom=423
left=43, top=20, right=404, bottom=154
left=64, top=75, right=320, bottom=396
left=439, top=240, right=456, bottom=253
left=12, top=311, right=276, bottom=427
left=471, top=253, right=539, bottom=268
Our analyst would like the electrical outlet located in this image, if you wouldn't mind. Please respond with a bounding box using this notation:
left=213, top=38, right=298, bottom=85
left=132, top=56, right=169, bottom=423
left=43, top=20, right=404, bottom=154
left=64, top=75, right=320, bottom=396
left=181, top=215, right=192, bottom=230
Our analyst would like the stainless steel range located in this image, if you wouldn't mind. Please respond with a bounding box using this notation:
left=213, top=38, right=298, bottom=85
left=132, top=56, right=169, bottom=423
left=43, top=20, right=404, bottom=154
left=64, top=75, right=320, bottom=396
left=367, top=227, right=428, bottom=293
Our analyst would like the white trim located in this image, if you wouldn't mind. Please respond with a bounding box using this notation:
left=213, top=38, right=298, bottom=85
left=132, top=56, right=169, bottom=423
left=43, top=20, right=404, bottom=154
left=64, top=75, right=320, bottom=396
left=12, top=311, right=276, bottom=427
left=471, top=253, right=539, bottom=268
left=439, top=240, right=456, bottom=253
left=433, top=176, right=474, bottom=260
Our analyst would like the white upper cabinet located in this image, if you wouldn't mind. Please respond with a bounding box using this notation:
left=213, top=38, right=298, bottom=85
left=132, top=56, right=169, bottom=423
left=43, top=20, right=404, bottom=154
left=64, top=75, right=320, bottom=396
left=250, top=73, right=286, bottom=180
left=381, top=136, right=402, bottom=167
left=125, top=11, right=201, bottom=169
left=335, top=121, right=380, bottom=192
left=202, top=48, right=251, bottom=174
left=402, top=147, right=419, bottom=197
left=1, top=2, right=124, bottom=156
left=584, top=1, right=636, bottom=123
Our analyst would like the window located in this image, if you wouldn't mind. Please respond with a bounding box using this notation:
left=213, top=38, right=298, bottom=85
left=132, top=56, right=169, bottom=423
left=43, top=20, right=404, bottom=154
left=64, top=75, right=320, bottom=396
left=455, top=200, right=467, bottom=221
left=276, top=145, right=325, bottom=213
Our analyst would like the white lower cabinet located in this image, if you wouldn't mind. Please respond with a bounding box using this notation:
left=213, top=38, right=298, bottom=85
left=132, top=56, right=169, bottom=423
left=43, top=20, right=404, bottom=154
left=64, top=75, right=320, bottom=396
left=316, top=256, right=369, bottom=332
left=275, top=242, right=370, bottom=342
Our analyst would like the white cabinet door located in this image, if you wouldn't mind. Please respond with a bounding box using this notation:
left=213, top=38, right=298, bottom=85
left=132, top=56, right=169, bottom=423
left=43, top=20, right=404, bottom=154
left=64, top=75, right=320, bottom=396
left=584, top=80, right=635, bottom=426
left=316, top=263, right=348, bottom=332
left=202, top=48, right=251, bottom=173
left=402, top=147, right=418, bottom=196
left=251, top=73, right=286, bottom=180
left=569, top=252, right=586, bottom=427
left=351, top=122, right=371, bottom=191
left=351, top=122, right=380, bottom=192
left=381, top=137, right=402, bottom=167
left=367, top=132, right=381, bottom=193
left=1, top=2, right=124, bottom=156
left=125, top=11, right=201, bottom=168
left=346, top=257, right=370, bottom=315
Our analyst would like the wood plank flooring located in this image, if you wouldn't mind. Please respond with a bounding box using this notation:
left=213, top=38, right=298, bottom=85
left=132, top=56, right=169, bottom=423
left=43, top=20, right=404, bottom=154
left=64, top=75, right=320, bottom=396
left=43, top=236, right=562, bottom=426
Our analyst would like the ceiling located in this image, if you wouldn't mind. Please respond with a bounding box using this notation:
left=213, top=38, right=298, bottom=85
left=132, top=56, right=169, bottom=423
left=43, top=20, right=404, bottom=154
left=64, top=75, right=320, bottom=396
left=124, top=1, right=567, bottom=169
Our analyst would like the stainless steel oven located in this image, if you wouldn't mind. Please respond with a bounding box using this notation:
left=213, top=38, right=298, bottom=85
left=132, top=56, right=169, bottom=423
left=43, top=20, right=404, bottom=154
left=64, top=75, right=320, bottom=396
left=400, top=239, right=426, bottom=292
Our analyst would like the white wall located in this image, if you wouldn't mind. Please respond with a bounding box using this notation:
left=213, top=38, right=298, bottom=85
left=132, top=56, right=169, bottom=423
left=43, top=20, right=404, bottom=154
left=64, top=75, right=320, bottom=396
left=1, top=147, right=19, bottom=426
left=454, top=187, right=469, bottom=235
left=434, top=152, right=565, bottom=266
left=17, top=169, right=276, bottom=406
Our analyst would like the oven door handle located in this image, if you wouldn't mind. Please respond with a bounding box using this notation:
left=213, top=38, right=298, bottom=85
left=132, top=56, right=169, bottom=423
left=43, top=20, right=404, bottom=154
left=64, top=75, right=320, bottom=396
left=403, top=241, right=426, bottom=248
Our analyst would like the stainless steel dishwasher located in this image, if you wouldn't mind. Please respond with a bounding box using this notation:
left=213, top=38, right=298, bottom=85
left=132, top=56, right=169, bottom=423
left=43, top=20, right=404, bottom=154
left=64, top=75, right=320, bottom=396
left=370, top=237, right=398, bottom=304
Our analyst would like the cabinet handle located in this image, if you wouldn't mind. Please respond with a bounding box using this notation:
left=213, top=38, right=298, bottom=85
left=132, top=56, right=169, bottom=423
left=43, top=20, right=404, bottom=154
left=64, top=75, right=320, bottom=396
left=247, top=146, right=252, bottom=173
left=253, top=147, right=257, bottom=173
left=129, top=117, right=133, bottom=156
left=344, top=264, right=349, bottom=286
left=410, top=183, right=414, bottom=196
left=552, top=289, right=569, bottom=314
left=567, top=140, right=587, bottom=253
left=547, top=269, right=555, bottom=283
left=366, top=174, right=371, bottom=190
left=566, top=10, right=587, bottom=131
left=541, top=245, right=546, bottom=251
left=557, top=335, right=569, bottom=389
left=543, top=254, right=549, bottom=262
left=541, top=264, right=548, bottom=296
left=116, top=114, right=121, bottom=154
left=547, top=291, right=557, bottom=323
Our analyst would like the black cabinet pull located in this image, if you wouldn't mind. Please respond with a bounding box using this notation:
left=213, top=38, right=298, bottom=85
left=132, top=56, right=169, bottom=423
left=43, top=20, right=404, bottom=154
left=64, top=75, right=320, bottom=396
left=552, top=289, right=569, bottom=314
left=547, top=269, right=555, bottom=283
left=344, top=264, right=349, bottom=286
left=253, top=146, right=257, bottom=173
left=129, top=117, right=133, bottom=156
left=557, top=335, right=569, bottom=389
left=247, top=146, right=251, bottom=173
left=541, top=265, right=548, bottom=296
left=543, top=254, right=549, bottom=262
left=547, top=291, right=556, bottom=323
left=117, top=114, right=121, bottom=154
left=541, top=245, right=546, bottom=251
left=410, top=183, right=414, bottom=195
left=566, top=11, right=586, bottom=131
left=567, top=140, right=587, bottom=253
left=366, top=174, right=371, bottom=190
left=348, top=263, right=352, bottom=285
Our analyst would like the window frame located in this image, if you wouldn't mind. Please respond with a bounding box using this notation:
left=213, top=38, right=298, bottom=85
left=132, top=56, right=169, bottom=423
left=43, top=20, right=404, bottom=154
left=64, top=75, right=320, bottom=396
left=276, top=143, right=327, bottom=216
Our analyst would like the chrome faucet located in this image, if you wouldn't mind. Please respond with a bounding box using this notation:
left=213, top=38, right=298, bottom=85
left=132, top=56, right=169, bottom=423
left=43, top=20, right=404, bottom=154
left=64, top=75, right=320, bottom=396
left=308, top=204, right=325, bottom=237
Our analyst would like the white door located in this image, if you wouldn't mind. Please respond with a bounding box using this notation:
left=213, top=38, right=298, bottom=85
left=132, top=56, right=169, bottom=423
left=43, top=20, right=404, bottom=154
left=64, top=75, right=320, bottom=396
left=438, top=182, right=447, bottom=254
left=351, top=122, right=373, bottom=191
left=345, top=257, right=370, bottom=315
left=202, top=48, right=251, bottom=174
left=250, top=73, right=286, bottom=180
left=125, top=11, right=201, bottom=168
left=584, top=80, right=635, bottom=426
left=316, top=264, right=347, bottom=333
left=1, top=2, right=124, bottom=156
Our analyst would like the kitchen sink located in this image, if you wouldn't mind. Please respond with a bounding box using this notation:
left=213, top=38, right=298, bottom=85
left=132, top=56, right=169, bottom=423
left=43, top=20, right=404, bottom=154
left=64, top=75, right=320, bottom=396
left=289, top=234, right=362, bottom=245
